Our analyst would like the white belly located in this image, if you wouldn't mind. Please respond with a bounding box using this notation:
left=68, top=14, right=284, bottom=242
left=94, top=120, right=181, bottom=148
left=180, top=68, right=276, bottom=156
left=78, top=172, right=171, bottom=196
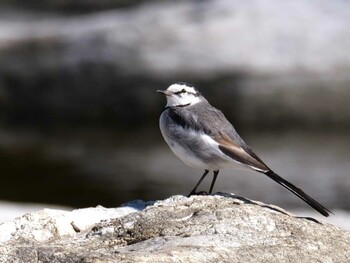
left=160, top=114, right=233, bottom=170
left=167, top=138, right=214, bottom=169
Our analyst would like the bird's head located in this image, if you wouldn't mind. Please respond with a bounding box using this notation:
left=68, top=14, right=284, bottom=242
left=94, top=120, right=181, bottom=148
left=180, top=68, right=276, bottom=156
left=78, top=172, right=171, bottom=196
left=157, top=83, right=203, bottom=107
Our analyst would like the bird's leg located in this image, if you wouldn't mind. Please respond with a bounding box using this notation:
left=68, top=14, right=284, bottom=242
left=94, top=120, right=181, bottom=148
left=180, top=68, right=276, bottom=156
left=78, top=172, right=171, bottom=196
left=209, top=170, right=219, bottom=194
left=188, top=170, right=209, bottom=196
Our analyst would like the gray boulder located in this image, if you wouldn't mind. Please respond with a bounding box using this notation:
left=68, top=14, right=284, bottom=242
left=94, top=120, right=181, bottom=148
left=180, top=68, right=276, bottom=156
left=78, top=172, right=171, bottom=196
left=1, top=194, right=349, bottom=262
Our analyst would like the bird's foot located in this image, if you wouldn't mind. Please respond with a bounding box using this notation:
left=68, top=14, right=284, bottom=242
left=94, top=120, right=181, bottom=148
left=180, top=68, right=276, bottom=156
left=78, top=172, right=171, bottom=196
left=187, top=191, right=208, bottom=197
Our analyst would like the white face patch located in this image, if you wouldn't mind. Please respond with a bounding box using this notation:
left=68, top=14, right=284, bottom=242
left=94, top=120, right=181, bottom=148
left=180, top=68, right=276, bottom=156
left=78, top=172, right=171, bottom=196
left=165, top=83, right=201, bottom=107
left=167, top=84, right=197, bottom=94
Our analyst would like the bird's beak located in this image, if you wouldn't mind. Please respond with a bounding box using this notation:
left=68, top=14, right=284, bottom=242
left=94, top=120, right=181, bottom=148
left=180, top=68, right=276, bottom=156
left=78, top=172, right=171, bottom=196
left=156, top=90, right=172, bottom=96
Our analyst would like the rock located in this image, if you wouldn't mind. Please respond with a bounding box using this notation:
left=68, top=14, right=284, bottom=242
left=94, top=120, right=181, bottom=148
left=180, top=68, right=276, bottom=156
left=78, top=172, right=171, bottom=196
left=0, top=201, right=70, bottom=223
left=0, top=199, right=150, bottom=243
left=1, top=194, right=349, bottom=262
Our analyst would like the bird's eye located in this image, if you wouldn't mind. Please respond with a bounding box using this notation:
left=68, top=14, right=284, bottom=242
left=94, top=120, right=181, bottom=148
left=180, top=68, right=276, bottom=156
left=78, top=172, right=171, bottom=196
left=174, top=89, right=187, bottom=95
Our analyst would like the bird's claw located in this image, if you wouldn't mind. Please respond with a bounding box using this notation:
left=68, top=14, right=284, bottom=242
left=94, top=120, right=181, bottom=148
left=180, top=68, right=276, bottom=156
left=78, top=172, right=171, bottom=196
left=187, top=190, right=209, bottom=197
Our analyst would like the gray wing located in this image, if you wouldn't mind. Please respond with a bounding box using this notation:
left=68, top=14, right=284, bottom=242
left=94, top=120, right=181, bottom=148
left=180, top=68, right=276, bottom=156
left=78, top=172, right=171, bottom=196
left=167, top=102, right=270, bottom=172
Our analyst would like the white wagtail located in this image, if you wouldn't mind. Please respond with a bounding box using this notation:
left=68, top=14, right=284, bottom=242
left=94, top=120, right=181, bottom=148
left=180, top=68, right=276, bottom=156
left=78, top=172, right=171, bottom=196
left=157, top=82, right=331, bottom=217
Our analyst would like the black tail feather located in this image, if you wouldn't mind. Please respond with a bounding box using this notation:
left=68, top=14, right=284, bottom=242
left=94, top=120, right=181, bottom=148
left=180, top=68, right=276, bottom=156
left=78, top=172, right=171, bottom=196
left=264, top=170, right=332, bottom=217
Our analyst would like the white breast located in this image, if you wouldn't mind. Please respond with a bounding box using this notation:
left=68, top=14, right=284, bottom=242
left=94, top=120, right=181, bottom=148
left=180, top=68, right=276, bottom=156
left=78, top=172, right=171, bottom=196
left=159, top=112, right=232, bottom=170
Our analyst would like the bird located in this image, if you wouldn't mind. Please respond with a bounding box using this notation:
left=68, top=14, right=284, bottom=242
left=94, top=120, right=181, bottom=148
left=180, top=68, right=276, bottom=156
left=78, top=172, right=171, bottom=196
left=157, top=82, right=331, bottom=217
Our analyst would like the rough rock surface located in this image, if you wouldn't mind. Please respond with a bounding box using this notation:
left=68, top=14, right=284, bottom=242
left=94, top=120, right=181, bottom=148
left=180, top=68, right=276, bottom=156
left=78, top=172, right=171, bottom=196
left=1, top=194, right=349, bottom=262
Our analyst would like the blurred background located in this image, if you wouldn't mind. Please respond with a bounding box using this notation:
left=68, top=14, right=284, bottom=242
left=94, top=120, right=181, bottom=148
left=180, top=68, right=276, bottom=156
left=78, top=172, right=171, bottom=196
left=0, top=0, right=349, bottom=228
